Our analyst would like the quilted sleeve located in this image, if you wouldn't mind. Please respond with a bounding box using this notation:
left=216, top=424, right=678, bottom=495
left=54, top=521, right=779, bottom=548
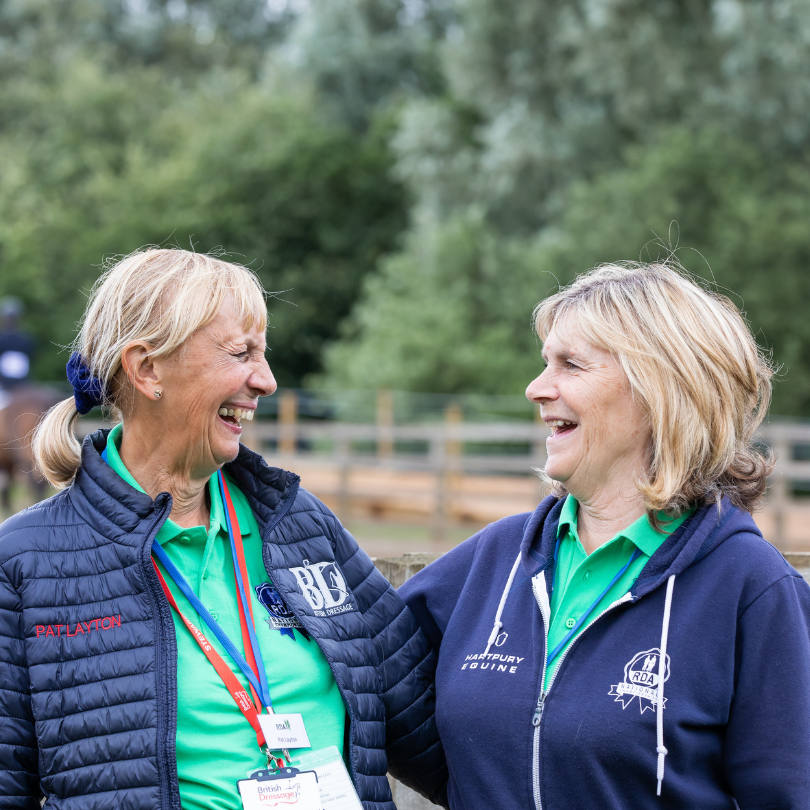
left=328, top=516, right=449, bottom=807
left=0, top=563, right=40, bottom=808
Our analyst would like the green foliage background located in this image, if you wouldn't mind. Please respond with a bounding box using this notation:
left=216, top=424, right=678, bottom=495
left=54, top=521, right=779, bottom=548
left=3, top=0, right=810, bottom=413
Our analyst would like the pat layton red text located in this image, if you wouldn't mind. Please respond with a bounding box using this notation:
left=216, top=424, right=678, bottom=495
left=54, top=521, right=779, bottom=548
left=35, top=615, right=122, bottom=639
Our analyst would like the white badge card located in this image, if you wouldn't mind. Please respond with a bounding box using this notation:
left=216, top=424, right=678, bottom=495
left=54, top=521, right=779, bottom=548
left=292, top=746, right=363, bottom=810
left=259, top=713, right=311, bottom=749
left=238, top=769, right=320, bottom=810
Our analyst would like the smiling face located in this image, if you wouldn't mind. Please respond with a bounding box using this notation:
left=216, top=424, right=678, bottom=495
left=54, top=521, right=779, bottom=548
left=525, top=318, right=651, bottom=505
left=149, top=296, right=276, bottom=478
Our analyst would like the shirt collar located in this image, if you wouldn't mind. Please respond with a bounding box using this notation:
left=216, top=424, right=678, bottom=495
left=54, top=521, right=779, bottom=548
left=209, top=472, right=253, bottom=539
left=556, top=494, right=578, bottom=541
left=556, top=494, right=679, bottom=557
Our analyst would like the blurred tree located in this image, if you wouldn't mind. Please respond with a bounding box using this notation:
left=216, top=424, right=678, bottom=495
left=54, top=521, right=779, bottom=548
left=319, top=210, right=551, bottom=393
left=0, top=60, right=407, bottom=386
left=325, top=125, right=810, bottom=412
left=392, top=0, right=726, bottom=234
left=0, top=0, right=294, bottom=81
left=283, top=0, right=451, bottom=129
left=5, top=0, right=810, bottom=411
left=324, top=0, right=810, bottom=414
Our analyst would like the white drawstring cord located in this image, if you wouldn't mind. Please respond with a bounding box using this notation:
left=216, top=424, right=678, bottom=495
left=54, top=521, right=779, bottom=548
left=656, top=574, right=676, bottom=797
left=483, top=552, right=522, bottom=657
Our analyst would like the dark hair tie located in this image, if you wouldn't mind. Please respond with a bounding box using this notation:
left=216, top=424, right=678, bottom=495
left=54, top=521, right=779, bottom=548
left=66, top=353, right=107, bottom=415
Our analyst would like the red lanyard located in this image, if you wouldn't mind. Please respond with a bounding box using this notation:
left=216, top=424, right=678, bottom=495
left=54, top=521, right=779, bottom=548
left=153, top=562, right=267, bottom=749
left=152, top=475, right=271, bottom=752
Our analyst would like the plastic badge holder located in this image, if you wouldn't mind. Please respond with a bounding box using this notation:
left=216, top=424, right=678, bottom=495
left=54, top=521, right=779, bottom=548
left=291, top=746, right=364, bottom=810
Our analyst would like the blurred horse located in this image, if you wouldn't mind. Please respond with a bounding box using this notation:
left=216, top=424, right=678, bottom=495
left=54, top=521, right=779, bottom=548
left=0, top=386, right=63, bottom=511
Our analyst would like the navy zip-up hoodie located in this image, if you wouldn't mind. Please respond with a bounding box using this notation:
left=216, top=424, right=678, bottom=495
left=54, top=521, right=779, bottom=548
left=398, top=495, right=810, bottom=809
left=0, top=431, right=446, bottom=809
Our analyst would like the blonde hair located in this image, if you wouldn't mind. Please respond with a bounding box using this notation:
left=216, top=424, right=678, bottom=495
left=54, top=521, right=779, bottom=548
left=533, top=261, right=774, bottom=520
left=34, top=248, right=268, bottom=488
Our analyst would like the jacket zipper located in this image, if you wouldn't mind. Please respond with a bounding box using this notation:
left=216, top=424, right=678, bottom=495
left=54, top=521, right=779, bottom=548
left=530, top=571, right=632, bottom=810
left=287, top=608, right=358, bottom=786
left=140, top=500, right=178, bottom=810
left=259, top=502, right=363, bottom=795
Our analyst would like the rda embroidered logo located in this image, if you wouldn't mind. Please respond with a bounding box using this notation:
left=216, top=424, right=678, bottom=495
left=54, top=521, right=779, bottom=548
left=289, top=560, right=356, bottom=618
left=609, top=647, right=670, bottom=714
left=255, top=582, right=310, bottom=641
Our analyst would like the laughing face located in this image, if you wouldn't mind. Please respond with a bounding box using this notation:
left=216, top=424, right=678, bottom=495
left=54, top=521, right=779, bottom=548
left=154, top=296, right=276, bottom=477
left=525, top=318, right=651, bottom=504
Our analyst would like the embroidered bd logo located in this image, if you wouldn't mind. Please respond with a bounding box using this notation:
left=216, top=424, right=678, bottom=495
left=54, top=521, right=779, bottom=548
left=609, top=647, right=670, bottom=714
left=289, top=560, right=356, bottom=618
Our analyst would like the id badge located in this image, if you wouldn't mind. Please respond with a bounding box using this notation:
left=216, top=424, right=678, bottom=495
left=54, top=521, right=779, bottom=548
left=238, top=767, right=320, bottom=810
left=259, top=713, right=311, bottom=749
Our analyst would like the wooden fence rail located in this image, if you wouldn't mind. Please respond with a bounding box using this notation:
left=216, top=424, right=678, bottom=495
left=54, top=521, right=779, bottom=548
left=78, top=411, right=810, bottom=546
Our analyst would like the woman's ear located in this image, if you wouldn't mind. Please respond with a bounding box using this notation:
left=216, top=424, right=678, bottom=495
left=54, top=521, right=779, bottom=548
left=120, top=341, right=161, bottom=400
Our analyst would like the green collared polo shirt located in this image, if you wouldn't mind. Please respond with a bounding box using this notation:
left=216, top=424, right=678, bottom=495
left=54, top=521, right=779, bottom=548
left=104, top=424, right=346, bottom=810
left=545, top=495, right=691, bottom=687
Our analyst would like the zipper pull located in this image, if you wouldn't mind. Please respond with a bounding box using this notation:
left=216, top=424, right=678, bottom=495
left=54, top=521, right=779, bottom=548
left=532, top=691, right=546, bottom=727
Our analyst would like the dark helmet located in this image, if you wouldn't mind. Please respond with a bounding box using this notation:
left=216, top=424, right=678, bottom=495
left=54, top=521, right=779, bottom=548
left=0, top=297, right=23, bottom=319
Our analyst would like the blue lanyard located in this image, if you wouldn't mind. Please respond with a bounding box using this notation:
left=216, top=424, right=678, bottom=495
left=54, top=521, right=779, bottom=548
left=216, top=470, right=272, bottom=710
left=546, top=537, right=641, bottom=665
left=151, top=539, right=273, bottom=709
left=100, top=447, right=274, bottom=708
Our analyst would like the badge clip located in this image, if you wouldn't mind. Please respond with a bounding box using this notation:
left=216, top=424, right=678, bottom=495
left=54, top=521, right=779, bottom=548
left=248, top=766, right=319, bottom=784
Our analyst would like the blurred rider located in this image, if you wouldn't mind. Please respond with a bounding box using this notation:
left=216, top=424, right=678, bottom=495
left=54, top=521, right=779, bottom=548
left=0, top=297, right=35, bottom=396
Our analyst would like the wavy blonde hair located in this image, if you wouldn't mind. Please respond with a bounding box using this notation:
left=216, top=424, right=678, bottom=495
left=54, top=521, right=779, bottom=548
left=533, top=261, right=774, bottom=520
left=34, top=248, right=268, bottom=489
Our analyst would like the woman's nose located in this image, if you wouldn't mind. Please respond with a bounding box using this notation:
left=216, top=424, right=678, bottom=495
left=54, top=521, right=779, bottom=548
left=525, top=369, right=557, bottom=403
left=251, top=357, right=277, bottom=397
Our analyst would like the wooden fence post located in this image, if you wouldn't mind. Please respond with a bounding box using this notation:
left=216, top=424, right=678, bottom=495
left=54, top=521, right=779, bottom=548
left=335, top=425, right=351, bottom=523
left=279, top=390, right=298, bottom=455
left=376, top=389, right=394, bottom=459
left=431, top=404, right=462, bottom=543
left=430, top=430, right=447, bottom=544
left=771, top=435, right=790, bottom=546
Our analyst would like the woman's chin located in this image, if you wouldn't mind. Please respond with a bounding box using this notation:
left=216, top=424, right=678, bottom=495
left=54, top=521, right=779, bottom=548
left=544, top=459, right=570, bottom=486
left=211, top=436, right=242, bottom=468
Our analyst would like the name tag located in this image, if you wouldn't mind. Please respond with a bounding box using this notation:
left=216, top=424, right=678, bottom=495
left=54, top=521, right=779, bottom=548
left=259, top=713, right=311, bottom=749
left=238, top=769, right=320, bottom=809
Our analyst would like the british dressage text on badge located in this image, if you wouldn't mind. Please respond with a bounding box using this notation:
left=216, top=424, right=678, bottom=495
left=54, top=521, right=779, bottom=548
left=238, top=770, right=320, bottom=809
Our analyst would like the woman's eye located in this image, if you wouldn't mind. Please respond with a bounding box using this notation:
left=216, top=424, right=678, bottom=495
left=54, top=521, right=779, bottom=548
left=565, top=360, right=578, bottom=370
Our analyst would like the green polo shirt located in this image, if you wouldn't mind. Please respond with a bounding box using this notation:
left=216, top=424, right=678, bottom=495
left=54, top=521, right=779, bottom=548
left=104, top=424, right=346, bottom=810
left=545, top=495, right=691, bottom=687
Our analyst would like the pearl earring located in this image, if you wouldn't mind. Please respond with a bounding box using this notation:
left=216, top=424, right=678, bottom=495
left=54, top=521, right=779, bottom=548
left=154, top=390, right=162, bottom=399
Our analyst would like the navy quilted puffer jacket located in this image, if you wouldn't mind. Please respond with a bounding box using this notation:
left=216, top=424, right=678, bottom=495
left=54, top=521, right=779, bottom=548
left=0, top=430, right=447, bottom=809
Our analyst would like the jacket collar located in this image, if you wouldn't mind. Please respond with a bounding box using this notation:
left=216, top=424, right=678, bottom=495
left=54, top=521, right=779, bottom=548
left=69, top=429, right=298, bottom=544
